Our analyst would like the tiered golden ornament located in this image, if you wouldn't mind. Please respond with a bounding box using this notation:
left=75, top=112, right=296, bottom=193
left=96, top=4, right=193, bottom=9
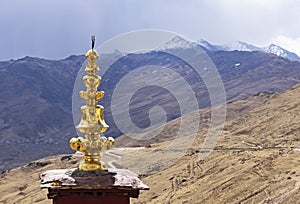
left=70, top=36, right=114, bottom=171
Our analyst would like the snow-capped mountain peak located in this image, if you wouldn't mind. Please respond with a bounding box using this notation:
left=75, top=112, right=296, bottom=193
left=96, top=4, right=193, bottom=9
left=198, top=40, right=262, bottom=52
left=264, top=44, right=285, bottom=57
left=197, top=39, right=219, bottom=51
left=220, top=41, right=262, bottom=52
left=159, top=36, right=198, bottom=50
left=262, top=44, right=300, bottom=61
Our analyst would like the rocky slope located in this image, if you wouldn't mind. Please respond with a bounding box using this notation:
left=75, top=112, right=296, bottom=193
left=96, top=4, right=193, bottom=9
left=1, top=83, right=300, bottom=203
left=101, top=49, right=300, bottom=137
left=2, top=47, right=300, bottom=172
left=0, top=55, right=85, bottom=172
left=130, top=83, right=300, bottom=204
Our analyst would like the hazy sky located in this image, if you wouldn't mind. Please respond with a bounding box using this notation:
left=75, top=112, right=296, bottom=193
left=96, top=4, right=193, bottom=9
left=1, top=0, right=300, bottom=60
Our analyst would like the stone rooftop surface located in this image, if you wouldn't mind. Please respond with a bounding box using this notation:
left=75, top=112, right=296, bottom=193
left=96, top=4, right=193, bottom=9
left=40, top=168, right=149, bottom=190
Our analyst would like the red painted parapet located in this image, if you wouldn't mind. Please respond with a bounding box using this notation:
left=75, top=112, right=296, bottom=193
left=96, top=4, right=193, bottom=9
left=47, top=188, right=138, bottom=204
left=40, top=168, right=149, bottom=204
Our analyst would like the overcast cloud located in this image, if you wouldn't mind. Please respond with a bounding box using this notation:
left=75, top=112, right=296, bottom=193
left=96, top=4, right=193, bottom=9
left=1, top=0, right=300, bottom=60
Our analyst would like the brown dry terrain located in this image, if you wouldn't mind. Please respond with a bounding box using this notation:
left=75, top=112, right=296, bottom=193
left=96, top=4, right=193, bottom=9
left=130, top=84, right=300, bottom=203
left=1, top=84, right=300, bottom=203
left=0, top=155, right=80, bottom=204
left=115, top=91, right=275, bottom=148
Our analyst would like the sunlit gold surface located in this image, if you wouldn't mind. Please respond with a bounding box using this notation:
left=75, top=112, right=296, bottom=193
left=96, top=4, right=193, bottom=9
left=70, top=43, right=114, bottom=171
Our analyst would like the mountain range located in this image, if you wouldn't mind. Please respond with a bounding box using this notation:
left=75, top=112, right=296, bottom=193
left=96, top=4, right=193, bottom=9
left=1, top=36, right=300, bottom=172
left=159, top=36, right=300, bottom=61
left=198, top=38, right=300, bottom=61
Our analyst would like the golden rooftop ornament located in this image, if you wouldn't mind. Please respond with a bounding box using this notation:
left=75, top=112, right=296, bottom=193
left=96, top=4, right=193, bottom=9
left=70, top=36, right=114, bottom=171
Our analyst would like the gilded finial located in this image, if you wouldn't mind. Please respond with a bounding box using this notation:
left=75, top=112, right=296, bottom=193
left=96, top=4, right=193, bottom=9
left=70, top=36, right=114, bottom=171
left=91, top=35, right=95, bottom=50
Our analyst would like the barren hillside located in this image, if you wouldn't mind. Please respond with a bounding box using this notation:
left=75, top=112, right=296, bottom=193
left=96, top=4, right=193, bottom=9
left=131, top=84, right=300, bottom=203
left=0, top=84, right=300, bottom=203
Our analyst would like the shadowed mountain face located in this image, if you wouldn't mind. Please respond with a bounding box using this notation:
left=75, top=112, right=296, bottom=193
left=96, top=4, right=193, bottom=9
left=0, top=56, right=82, bottom=138
left=101, top=50, right=300, bottom=137
left=1, top=49, right=300, bottom=171
left=0, top=56, right=85, bottom=171
left=209, top=51, right=300, bottom=97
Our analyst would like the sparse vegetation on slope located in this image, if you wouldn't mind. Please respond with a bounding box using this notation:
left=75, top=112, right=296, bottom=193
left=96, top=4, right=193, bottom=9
left=1, top=84, right=300, bottom=203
